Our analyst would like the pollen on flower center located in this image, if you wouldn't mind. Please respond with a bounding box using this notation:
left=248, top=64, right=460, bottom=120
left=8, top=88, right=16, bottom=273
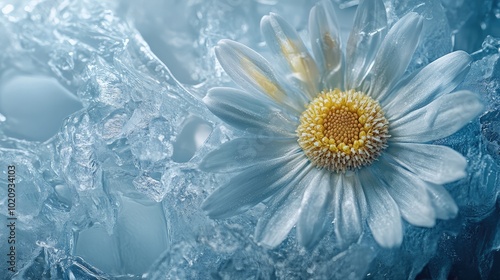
left=297, top=89, right=389, bottom=172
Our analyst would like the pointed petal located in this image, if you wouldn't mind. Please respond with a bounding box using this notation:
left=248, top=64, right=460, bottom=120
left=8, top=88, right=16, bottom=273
left=333, top=173, right=364, bottom=246
left=359, top=168, right=403, bottom=248
left=391, top=90, right=484, bottom=143
left=375, top=158, right=436, bottom=227
left=354, top=174, right=369, bottom=221
left=202, top=154, right=308, bottom=219
left=386, top=143, right=467, bottom=185
left=297, top=170, right=333, bottom=249
left=215, top=39, right=285, bottom=102
left=426, top=184, right=458, bottom=220
left=199, top=137, right=298, bottom=173
left=254, top=164, right=315, bottom=248
left=345, top=0, right=388, bottom=90
left=215, top=39, right=306, bottom=112
left=204, top=87, right=296, bottom=137
left=367, top=12, right=423, bottom=102
left=261, top=13, right=320, bottom=100
left=309, top=0, right=344, bottom=89
left=383, top=51, right=472, bottom=120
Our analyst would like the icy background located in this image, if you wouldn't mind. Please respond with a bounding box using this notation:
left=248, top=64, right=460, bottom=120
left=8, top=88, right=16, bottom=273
left=0, top=0, right=499, bottom=279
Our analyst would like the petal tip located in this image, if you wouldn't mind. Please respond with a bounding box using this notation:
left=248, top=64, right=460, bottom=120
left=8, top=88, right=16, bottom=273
left=201, top=199, right=216, bottom=217
left=268, top=12, right=279, bottom=18
left=254, top=228, right=285, bottom=249
left=216, top=39, right=227, bottom=45
left=446, top=204, right=459, bottom=220
left=403, top=12, right=424, bottom=31
left=406, top=11, right=421, bottom=19
left=454, top=50, right=472, bottom=61
left=375, top=234, right=403, bottom=249
left=260, top=15, right=271, bottom=30
left=201, top=198, right=233, bottom=220
left=216, top=39, right=234, bottom=50
left=450, top=205, right=459, bottom=218
left=261, top=12, right=283, bottom=30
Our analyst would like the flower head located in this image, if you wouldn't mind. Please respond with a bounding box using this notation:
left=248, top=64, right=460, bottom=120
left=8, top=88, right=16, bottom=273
left=200, top=0, right=484, bottom=249
left=297, top=89, right=389, bottom=172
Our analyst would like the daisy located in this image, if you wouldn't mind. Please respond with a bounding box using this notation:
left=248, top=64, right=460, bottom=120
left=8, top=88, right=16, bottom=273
left=199, top=0, right=484, bottom=249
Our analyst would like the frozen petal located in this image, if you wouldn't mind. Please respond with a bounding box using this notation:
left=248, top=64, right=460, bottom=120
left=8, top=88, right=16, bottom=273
left=345, top=0, right=387, bottom=91
left=354, top=174, right=369, bottom=221
left=359, top=168, right=403, bottom=248
left=384, top=51, right=472, bottom=120
left=199, top=137, right=299, bottom=173
left=426, top=184, right=458, bottom=220
left=215, top=39, right=306, bottom=112
left=261, top=13, right=320, bottom=100
left=255, top=164, right=316, bottom=248
left=215, top=39, right=285, bottom=102
left=202, top=154, right=308, bottom=219
left=375, top=158, right=436, bottom=227
left=368, top=12, right=423, bottom=102
left=391, top=90, right=484, bottom=143
left=204, top=87, right=296, bottom=137
left=309, top=0, right=344, bottom=89
left=297, top=171, right=333, bottom=249
left=333, top=173, right=364, bottom=246
left=386, top=143, right=467, bottom=185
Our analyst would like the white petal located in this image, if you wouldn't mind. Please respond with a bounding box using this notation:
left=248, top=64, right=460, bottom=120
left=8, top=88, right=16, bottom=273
left=297, top=170, right=333, bottom=249
left=383, top=51, right=472, bottom=120
left=261, top=13, right=320, bottom=100
left=333, top=172, right=364, bottom=246
left=215, top=39, right=307, bottom=112
left=359, top=168, right=403, bottom=248
left=374, top=158, right=436, bottom=227
left=367, top=12, right=423, bottom=102
left=309, top=0, right=344, bottom=89
left=426, top=184, right=458, bottom=220
left=202, top=154, right=308, bottom=219
left=345, top=0, right=388, bottom=91
left=386, top=143, right=467, bottom=185
left=204, top=87, right=296, bottom=137
left=254, top=164, right=315, bottom=248
left=391, top=90, right=484, bottom=143
left=199, top=137, right=298, bottom=173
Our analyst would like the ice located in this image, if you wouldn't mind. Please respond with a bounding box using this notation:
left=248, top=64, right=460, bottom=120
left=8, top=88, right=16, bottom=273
left=75, top=196, right=169, bottom=275
left=0, top=0, right=499, bottom=279
left=0, top=74, right=82, bottom=141
left=480, top=112, right=500, bottom=158
left=383, top=0, right=453, bottom=72
left=336, top=0, right=500, bottom=53
left=440, top=0, right=497, bottom=52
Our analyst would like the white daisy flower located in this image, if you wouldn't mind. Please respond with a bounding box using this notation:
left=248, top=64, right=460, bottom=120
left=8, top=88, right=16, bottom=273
left=199, top=0, right=484, bottom=249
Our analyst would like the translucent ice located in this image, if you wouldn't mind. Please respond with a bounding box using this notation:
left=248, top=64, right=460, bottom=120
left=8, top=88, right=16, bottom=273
left=335, top=0, right=500, bottom=52
left=0, top=0, right=499, bottom=279
left=0, top=74, right=82, bottom=141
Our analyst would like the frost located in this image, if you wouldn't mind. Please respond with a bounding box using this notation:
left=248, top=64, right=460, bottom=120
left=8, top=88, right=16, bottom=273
left=0, top=0, right=499, bottom=279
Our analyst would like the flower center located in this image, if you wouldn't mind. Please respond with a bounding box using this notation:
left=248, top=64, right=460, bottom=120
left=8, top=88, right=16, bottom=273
left=297, top=89, right=389, bottom=172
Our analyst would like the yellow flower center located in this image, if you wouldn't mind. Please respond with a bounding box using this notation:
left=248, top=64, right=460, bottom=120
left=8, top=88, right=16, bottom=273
left=297, top=89, right=389, bottom=172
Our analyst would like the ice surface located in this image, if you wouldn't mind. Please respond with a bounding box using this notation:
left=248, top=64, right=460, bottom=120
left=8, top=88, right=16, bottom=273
left=0, top=0, right=499, bottom=279
left=383, top=0, right=453, bottom=72
left=441, top=0, right=498, bottom=52
left=337, top=0, right=500, bottom=53
left=0, top=74, right=82, bottom=141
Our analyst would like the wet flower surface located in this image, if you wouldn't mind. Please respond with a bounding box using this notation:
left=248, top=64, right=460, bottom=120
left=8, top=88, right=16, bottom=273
left=201, top=0, right=484, bottom=249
